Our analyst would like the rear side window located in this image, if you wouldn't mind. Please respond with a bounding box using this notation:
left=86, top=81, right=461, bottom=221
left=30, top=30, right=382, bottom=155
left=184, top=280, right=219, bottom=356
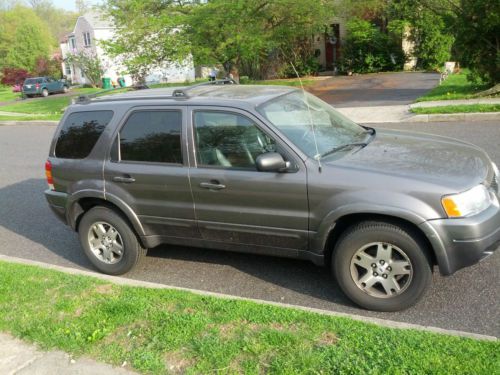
left=119, top=110, right=182, bottom=164
left=24, top=78, right=35, bottom=84
left=55, top=111, right=113, bottom=159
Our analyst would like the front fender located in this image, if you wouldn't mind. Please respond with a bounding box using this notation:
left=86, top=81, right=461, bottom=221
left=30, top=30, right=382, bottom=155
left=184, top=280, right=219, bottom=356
left=310, top=203, right=431, bottom=254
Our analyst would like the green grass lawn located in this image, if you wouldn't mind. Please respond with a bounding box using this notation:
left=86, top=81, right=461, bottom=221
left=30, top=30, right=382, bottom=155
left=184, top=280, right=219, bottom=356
left=0, top=86, right=21, bottom=102
left=0, top=114, right=60, bottom=121
left=150, top=77, right=317, bottom=88
left=412, top=104, right=500, bottom=114
left=416, top=69, right=491, bottom=102
left=0, top=261, right=497, bottom=375
left=0, top=87, right=127, bottom=121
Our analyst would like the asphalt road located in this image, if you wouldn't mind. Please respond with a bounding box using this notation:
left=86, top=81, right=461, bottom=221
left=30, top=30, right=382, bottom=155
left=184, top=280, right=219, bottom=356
left=0, top=121, right=498, bottom=337
left=310, top=72, right=440, bottom=107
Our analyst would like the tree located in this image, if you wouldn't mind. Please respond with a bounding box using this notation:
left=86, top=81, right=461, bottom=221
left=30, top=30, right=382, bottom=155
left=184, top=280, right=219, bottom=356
left=66, top=51, right=104, bottom=87
left=0, top=67, right=30, bottom=85
left=0, top=6, right=54, bottom=71
left=449, top=0, right=499, bottom=84
left=28, top=0, right=79, bottom=41
left=102, top=0, right=334, bottom=80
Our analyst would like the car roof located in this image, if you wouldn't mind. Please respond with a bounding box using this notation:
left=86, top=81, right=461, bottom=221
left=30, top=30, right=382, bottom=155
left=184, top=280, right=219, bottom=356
left=86, top=84, right=299, bottom=107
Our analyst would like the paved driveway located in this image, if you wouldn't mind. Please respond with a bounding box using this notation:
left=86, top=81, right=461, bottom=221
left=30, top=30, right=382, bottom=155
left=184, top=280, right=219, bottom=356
left=309, top=72, right=440, bottom=107
left=0, top=122, right=498, bottom=337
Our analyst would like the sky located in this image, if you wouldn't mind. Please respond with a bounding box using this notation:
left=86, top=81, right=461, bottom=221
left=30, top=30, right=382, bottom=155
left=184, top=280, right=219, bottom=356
left=51, top=0, right=101, bottom=11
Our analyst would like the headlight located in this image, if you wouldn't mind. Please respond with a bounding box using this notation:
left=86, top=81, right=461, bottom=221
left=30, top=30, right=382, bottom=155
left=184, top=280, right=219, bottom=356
left=442, top=185, right=493, bottom=218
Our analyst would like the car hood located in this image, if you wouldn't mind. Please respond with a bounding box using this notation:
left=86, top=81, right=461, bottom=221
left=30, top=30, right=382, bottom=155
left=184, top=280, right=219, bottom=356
left=329, top=129, right=492, bottom=191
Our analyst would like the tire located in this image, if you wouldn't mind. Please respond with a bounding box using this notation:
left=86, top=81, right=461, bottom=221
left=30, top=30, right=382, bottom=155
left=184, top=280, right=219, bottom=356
left=332, top=221, right=432, bottom=312
left=41, top=88, right=49, bottom=97
left=78, top=206, right=147, bottom=275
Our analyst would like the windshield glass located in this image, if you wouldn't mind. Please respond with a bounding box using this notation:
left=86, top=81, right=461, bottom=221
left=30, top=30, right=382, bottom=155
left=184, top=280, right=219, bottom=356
left=258, top=91, right=368, bottom=158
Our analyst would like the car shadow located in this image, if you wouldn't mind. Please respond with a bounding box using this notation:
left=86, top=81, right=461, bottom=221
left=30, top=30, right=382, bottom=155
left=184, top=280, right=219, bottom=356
left=0, top=178, right=353, bottom=308
left=146, top=245, right=353, bottom=306
left=0, top=178, right=92, bottom=268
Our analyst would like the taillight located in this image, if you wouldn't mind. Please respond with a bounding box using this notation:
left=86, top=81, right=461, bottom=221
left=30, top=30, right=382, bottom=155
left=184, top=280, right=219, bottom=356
left=45, top=160, right=54, bottom=190
left=36, top=83, right=40, bottom=89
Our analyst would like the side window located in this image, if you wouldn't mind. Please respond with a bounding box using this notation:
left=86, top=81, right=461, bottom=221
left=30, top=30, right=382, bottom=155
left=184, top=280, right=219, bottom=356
left=194, top=111, right=276, bottom=169
left=55, top=110, right=113, bottom=159
left=119, top=110, right=182, bottom=164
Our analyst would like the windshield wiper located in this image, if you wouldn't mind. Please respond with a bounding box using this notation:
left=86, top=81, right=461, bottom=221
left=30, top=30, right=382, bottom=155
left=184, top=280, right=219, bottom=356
left=320, top=142, right=368, bottom=159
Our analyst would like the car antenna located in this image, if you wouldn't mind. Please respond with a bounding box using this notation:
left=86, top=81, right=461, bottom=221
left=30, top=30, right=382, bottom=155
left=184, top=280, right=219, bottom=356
left=285, top=51, right=322, bottom=172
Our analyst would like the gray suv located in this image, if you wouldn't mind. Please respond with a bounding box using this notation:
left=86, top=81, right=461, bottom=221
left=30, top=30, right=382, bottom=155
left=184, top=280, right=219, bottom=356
left=45, top=82, right=500, bottom=311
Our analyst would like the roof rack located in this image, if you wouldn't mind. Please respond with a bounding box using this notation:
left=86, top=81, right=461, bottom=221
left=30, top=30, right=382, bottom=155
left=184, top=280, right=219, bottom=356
left=172, top=78, right=238, bottom=98
left=72, top=84, right=150, bottom=104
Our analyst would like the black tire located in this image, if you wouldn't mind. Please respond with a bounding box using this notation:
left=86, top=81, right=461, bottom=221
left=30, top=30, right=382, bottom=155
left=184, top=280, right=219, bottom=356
left=332, top=221, right=432, bottom=312
left=41, top=88, right=49, bottom=97
left=78, top=206, right=147, bottom=275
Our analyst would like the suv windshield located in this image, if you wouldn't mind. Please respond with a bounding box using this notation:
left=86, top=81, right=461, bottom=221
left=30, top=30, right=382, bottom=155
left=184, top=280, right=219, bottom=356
left=258, top=91, right=368, bottom=158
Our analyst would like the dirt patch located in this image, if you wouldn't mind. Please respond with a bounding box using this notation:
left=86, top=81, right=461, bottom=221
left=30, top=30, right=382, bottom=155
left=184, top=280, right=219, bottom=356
left=164, top=349, right=194, bottom=374
left=315, top=332, right=338, bottom=346
left=95, top=284, right=114, bottom=295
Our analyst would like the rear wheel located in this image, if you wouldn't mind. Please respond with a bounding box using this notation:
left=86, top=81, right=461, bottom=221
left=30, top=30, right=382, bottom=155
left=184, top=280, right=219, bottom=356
left=62, top=85, right=69, bottom=93
left=332, top=221, right=432, bottom=311
left=78, top=206, right=147, bottom=275
left=41, top=88, right=49, bottom=97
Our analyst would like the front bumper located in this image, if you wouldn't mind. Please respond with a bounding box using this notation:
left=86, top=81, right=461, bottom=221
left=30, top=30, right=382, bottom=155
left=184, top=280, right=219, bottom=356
left=45, top=189, right=69, bottom=225
left=420, top=203, right=500, bottom=275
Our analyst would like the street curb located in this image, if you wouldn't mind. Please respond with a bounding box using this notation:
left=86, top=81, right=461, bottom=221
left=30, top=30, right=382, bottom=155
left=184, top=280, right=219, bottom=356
left=410, top=112, right=500, bottom=123
left=0, top=254, right=496, bottom=342
left=0, top=120, right=58, bottom=126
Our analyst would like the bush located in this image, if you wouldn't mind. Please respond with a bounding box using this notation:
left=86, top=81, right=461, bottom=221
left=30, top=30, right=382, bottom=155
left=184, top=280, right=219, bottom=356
left=410, top=12, right=454, bottom=71
left=453, top=0, right=499, bottom=85
left=341, top=19, right=405, bottom=73
left=34, top=56, right=63, bottom=78
left=0, top=67, right=31, bottom=86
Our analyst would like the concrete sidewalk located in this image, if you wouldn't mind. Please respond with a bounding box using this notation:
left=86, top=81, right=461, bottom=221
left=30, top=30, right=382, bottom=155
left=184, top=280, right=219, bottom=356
left=411, top=97, right=500, bottom=108
left=0, top=333, right=136, bottom=375
left=335, top=98, right=500, bottom=123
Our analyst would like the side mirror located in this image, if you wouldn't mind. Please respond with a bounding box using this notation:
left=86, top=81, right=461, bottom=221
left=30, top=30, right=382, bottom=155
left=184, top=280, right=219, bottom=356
left=256, top=152, right=290, bottom=172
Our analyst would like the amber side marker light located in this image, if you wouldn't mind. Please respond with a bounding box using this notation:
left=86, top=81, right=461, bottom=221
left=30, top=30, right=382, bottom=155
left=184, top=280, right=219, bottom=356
left=441, top=197, right=462, bottom=218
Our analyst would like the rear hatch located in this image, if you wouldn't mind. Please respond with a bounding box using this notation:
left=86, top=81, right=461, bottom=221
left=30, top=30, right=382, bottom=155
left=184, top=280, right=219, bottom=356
left=22, top=78, right=42, bottom=94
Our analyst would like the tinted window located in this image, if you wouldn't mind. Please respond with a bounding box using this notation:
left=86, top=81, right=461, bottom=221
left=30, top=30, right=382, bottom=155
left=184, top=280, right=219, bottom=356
left=24, top=78, right=36, bottom=84
left=55, top=111, right=113, bottom=159
left=119, top=111, right=182, bottom=164
left=194, top=111, right=276, bottom=169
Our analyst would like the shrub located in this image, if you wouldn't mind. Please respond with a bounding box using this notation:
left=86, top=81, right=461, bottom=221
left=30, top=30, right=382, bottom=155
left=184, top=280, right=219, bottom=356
left=0, top=67, right=31, bottom=86
left=34, top=56, right=63, bottom=78
left=341, top=19, right=405, bottom=74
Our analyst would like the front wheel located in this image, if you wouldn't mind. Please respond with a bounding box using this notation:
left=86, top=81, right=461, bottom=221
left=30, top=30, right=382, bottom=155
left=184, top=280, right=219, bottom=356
left=332, top=221, right=432, bottom=311
left=78, top=206, right=147, bottom=275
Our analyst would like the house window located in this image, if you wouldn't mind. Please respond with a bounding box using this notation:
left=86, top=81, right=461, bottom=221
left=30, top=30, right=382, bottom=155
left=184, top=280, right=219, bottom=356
left=65, top=64, right=71, bottom=76
left=83, top=32, right=91, bottom=47
left=69, top=37, right=76, bottom=50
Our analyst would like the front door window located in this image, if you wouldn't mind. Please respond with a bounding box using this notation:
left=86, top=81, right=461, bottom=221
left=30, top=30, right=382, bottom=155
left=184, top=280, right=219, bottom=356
left=193, top=111, right=276, bottom=170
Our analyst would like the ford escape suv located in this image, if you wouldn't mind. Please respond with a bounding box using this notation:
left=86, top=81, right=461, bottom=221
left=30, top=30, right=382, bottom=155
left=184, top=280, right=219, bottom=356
left=45, top=82, right=500, bottom=311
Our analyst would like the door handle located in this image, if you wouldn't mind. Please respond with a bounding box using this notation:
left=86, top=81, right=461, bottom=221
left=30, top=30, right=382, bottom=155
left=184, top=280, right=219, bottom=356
left=200, top=181, right=226, bottom=190
left=113, top=175, right=136, bottom=183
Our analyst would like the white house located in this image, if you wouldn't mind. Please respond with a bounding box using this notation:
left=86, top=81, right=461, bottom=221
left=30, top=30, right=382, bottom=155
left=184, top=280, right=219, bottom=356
left=60, top=12, right=195, bottom=87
